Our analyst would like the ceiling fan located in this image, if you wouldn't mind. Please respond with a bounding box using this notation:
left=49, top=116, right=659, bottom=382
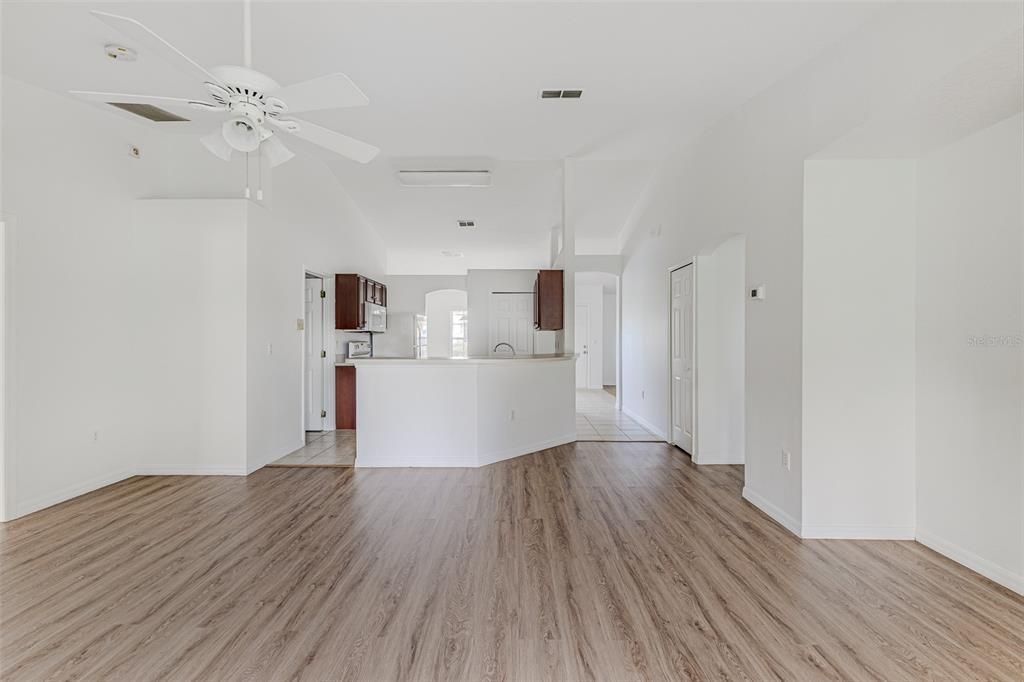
left=71, top=1, right=379, bottom=172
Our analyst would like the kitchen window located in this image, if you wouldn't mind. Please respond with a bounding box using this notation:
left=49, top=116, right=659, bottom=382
left=414, top=314, right=428, bottom=359
left=450, top=310, right=468, bottom=358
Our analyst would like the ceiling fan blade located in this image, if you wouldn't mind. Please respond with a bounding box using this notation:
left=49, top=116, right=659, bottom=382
left=275, top=118, right=379, bottom=164
left=269, top=73, right=369, bottom=113
left=91, top=11, right=225, bottom=87
left=261, top=135, right=295, bottom=168
left=70, top=90, right=223, bottom=112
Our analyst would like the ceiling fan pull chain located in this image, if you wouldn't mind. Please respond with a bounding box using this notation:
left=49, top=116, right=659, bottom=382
left=244, top=151, right=251, bottom=199
left=257, top=151, right=264, bottom=201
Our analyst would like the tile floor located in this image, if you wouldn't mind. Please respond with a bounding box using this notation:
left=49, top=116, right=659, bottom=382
left=266, top=430, right=356, bottom=467
left=576, top=388, right=661, bottom=441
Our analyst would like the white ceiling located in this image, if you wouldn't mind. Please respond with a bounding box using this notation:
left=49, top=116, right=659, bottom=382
left=3, top=1, right=883, bottom=273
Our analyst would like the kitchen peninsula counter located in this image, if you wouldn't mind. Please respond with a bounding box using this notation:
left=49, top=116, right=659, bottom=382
left=352, top=354, right=575, bottom=467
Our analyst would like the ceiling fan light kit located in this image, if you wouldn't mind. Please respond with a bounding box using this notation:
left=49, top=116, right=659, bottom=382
left=73, top=3, right=379, bottom=198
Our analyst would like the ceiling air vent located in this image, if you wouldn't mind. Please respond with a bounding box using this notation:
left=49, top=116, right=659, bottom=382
left=107, top=102, right=189, bottom=122
left=540, top=89, right=583, bottom=99
left=441, top=250, right=464, bottom=258
left=457, top=220, right=476, bottom=229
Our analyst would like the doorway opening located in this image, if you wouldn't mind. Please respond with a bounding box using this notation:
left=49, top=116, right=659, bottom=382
left=303, top=272, right=327, bottom=433
left=269, top=271, right=356, bottom=468
left=669, top=263, right=696, bottom=454
left=668, top=235, right=747, bottom=464
left=424, top=289, right=468, bottom=358
left=575, top=271, right=658, bottom=441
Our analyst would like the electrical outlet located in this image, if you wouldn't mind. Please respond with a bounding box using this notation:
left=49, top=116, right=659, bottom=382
left=92, top=430, right=100, bottom=442
left=509, top=409, right=516, bottom=422
left=782, top=448, right=791, bottom=471
left=267, top=343, right=274, bottom=356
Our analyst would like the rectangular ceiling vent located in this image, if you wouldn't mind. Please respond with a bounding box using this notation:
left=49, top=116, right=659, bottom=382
left=457, top=220, right=476, bottom=229
left=540, top=89, right=583, bottom=99
left=398, top=170, right=491, bottom=188
left=107, top=102, right=189, bottom=122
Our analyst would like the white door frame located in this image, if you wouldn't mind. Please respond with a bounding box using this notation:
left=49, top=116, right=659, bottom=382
left=667, top=262, right=697, bottom=454
left=574, top=303, right=590, bottom=388
left=301, top=270, right=328, bottom=435
left=0, top=220, right=9, bottom=521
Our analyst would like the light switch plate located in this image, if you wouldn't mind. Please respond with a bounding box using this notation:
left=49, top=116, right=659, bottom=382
left=297, top=318, right=305, bottom=331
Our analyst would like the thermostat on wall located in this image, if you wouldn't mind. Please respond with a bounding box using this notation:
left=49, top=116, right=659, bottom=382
left=750, top=286, right=766, bottom=300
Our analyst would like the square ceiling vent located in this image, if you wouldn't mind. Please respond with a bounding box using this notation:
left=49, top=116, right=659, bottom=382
left=540, top=89, right=583, bottom=99
left=457, top=220, right=476, bottom=229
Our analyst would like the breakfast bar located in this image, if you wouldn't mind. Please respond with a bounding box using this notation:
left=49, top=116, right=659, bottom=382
left=349, top=354, right=576, bottom=467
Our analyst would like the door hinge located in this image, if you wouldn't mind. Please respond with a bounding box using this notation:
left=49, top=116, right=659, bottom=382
left=321, top=409, right=327, bottom=419
left=321, top=350, right=327, bottom=358
left=320, top=290, right=326, bottom=299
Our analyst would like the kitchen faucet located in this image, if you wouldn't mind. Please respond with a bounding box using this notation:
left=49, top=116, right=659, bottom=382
left=493, top=342, right=516, bottom=355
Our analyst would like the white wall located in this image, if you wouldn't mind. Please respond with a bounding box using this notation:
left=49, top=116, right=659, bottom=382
left=574, top=283, right=604, bottom=388
left=134, top=200, right=249, bottom=475
left=425, top=289, right=468, bottom=358
left=602, top=291, right=617, bottom=385
left=694, top=235, right=746, bottom=465
left=1, top=77, right=160, bottom=517
left=801, top=161, right=917, bottom=539
left=618, top=2, right=1021, bottom=533
left=915, top=114, right=1023, bottom=592
left=0, top=76, right=388, bottom=517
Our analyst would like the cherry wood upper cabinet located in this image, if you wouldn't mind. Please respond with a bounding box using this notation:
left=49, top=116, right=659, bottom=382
left=336, top=274, right=387, bottom=330
left=534, top=269, right=564, bottom=330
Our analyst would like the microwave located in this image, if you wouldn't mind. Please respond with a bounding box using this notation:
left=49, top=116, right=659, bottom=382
left=365, top=302, right=387, bottom=333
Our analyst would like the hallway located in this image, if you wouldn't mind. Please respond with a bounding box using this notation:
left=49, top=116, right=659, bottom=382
left=575, top=388, right=660, bottom=442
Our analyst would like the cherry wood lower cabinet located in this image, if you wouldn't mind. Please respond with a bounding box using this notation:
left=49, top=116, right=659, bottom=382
left=335, top=366, right=356, bottom=429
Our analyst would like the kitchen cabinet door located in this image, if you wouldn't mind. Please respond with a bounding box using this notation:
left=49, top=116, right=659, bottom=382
left=534, top=269, right=564, bottom=330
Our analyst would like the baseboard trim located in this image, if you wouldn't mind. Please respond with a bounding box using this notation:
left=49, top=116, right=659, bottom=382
left=479, top=433, right=578, bottom=467
left=136, top=466, right=248, bottom=476
left=620, top=407, right=667, bottom=440
left=13, top=468, right=135, bottom=520
left=742, top=485, right=801, bottom=537
left=916, top=529, right=1024, bottom=596
left=695, top=451, right=744, bottom=465
left=801, top=523, right=915, bottom=540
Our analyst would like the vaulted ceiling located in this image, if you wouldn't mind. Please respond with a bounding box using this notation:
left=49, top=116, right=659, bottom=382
left=3, top=1, right=883, bottom=273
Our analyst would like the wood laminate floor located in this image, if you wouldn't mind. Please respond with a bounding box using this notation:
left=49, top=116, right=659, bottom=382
left=2, top=442, right=1022, bottom=681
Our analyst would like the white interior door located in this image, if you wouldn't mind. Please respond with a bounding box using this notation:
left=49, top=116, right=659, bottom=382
left=304, top=277, right=325, bottom=431
left=488, top=293, right=534, bottom=355
left=575, top=304, right=590, bottom=388
left=671, top=265, right=694, bottom=452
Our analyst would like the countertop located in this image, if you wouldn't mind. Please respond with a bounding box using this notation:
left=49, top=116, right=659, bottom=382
left=337, top=354, right=575, bottom=366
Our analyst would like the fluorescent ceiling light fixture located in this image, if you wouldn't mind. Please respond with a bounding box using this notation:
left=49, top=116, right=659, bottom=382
left=398, top=170, right=491, bottom=187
